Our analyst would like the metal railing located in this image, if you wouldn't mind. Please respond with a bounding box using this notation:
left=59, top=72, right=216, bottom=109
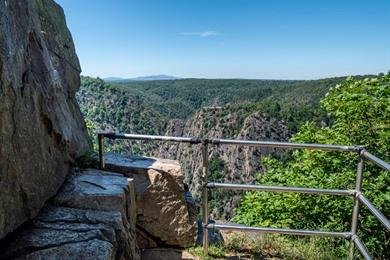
left=97, top=132, right=390, bottom=259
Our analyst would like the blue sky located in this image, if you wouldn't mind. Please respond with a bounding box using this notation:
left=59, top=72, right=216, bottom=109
left=56, top=0, right=390, bottom=79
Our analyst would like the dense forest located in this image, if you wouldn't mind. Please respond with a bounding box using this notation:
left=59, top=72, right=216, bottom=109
left=77, top=75, right=354, bottom=139
left=108, top=77, right=347, bottom=124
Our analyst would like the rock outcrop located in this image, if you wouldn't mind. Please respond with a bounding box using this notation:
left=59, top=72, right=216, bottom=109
left=156, top=107, right=290, bottom=219
left=0, top=169, right=139, bottom=259
left=102, top=153, right=197, bottom=248
left=0, top=0, right=90, bottom=238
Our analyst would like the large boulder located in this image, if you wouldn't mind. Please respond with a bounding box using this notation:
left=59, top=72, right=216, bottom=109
left=0, top=0, right=90, bottom=238
left=103, top=153, right=197, bottom=248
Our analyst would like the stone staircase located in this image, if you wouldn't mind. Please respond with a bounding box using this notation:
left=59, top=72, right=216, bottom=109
left=0, top=168, right=138, bottom=259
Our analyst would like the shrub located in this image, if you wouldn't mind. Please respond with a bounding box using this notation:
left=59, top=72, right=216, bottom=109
left=234, top=73, right=390, bottom=258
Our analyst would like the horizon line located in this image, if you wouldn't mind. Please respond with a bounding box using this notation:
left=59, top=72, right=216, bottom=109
left=82, top=72, right=387, bottom=82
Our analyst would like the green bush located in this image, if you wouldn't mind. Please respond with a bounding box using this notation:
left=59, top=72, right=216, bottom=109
left=234, top=73, right=390, bottom=258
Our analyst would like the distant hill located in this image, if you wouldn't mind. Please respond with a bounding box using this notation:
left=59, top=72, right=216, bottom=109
left=104, top=74, right=179, bottom=82
left=78, top=76, right=348, bottom=136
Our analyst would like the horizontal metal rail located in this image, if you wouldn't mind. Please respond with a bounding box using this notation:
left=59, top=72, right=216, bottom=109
left=208, top=223, right=351, bottom=239
left=210, top=138, right=359, bottom=152
left=98, top=132, right=359, bottom=151
left=100, top=132, right=202, bottom=144
left=362, top=150, right=390, bottom=171
left=358, top=194, right=390, bottom=231
left=207, top=182, right=355, bottom=196
left=352, top=236, right=373, bottom=260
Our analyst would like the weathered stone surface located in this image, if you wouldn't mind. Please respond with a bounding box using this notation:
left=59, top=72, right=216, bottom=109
left=0, top=0, right=90, bottom=238
left=22, top=239, right=115, bottom=260
left=0, top=169, right=139, bottom=259
left=56, top=169, right=134, bottom=219
left=141, top=248, right=196, bottom=260
left=0, top=209, right=119, bottom=259
left=103, top=153, right=197, bottom=248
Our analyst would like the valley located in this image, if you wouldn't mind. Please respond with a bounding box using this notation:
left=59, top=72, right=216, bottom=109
left=76, top=75, right=354, bottom=219
left=1, top=0, right=388, bottom=258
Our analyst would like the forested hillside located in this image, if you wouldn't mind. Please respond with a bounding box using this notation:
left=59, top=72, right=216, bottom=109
left=76, top=74, right=379, bottom=220
left=76, top=77, right=165, bottom=154
left=110, top=79, right=295, bottom=119
left=108, top=77, right=350, bottom=122
left=78, top=75, right=353, bottom=137
left=156, top=107, right=291, bottom=220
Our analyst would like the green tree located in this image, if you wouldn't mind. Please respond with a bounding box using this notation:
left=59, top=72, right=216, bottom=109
left=234, top=73, right=390, bottom=258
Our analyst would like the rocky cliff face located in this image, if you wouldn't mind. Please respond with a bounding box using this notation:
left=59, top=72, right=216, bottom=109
left=156, top=107, right=290, bottom=219
left=0, top=0, right=90, bottom=239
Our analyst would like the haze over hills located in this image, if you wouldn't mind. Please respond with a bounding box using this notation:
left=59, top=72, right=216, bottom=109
left=104, top=74, right=179, bottom=82
left=103, top=73, right=381, bottom=83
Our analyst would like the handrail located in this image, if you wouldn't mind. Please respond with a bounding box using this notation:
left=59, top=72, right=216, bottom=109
left=97, top=132, right=390, bottom=259
left=100, top=132, right=202, bottom=143
left=207, top=182, right=355, bottom=196
left=99, top=132, right=359, bottom=151
left=208, top=223, right=352, bottom=238
left=352, top=235, right=373, bottom=260
left=210, top=138, right=359, bottom=152
left=358, top=194, right=390, bottom=230
left=362, top=150, right=390, bottom=171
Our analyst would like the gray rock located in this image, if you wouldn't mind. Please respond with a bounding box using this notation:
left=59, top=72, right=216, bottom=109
left=55, top=169, right=134, bottom=219
left=141, top=248, right=196, bottom=260
left=3, top=228, right=110, bottom=256
left=21, top=239, right=115, bottom=260
left=136, top=229, right=158, bottom=249
left=103, top=153, right=197, bottom=248
left=0, top=0, right=90, bottom=238
left=36, top=205, right=124, bottom=228
left=0, top=169, right=139, bottom=259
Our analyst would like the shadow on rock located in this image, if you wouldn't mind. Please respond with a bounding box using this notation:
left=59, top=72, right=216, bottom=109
left=196, top=220, right=224, bottom=246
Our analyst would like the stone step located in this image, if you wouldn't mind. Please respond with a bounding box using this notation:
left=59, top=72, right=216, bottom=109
left=0, top=169, right=139, bottom=260
left=141, top=248, right=197, bottom=260
left=1, top=153, right=198, bottom=259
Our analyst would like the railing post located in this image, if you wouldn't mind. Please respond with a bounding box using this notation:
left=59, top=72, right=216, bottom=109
left=98, top=133, right=105, bottom=169
left=349, top=148, right=364, bottom=259
left=202, top=140, right=209, bottom=255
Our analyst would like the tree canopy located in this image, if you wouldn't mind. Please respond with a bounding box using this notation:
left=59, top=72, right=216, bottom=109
left=234, top=73, right=390, bottom=258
